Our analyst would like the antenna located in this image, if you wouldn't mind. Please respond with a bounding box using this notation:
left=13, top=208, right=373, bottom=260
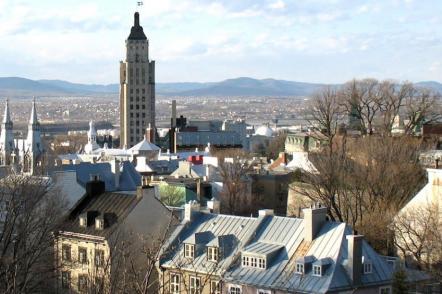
left=136, top=1, right=143, bottom=12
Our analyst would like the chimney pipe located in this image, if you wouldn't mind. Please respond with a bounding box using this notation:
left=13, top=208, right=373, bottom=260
left=347, top=235, right=363, bottom=286
left=303, top=206, right=327, bottom=242
left=171, top=100, right=177, bottom=128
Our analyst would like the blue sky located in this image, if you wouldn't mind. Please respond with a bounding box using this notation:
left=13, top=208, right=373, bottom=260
left=0, top=0, right=441, bottom=84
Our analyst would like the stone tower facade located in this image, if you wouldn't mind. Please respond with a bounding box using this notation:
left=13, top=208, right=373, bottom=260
left=119, top=12, right=155, bottom=148
left=0, top=99, right=14, bottom=165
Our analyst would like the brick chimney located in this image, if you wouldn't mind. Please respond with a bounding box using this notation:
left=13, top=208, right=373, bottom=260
left=303, top=205, right=327, bottom=242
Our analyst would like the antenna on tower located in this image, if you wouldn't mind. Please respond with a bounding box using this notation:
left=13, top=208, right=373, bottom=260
left=136, top=1, right=143, bottom=12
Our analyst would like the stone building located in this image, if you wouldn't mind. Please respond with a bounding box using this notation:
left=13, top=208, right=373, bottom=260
left=0, top=99, right=44, bottom=175
left=120, top=12, right=155, bottom=148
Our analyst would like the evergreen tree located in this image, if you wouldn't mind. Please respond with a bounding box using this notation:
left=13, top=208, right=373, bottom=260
left=392, top=269, right=408, bottom=294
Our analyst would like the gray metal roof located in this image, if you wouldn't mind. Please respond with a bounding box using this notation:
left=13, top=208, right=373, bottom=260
left=161, top=212, right=395, bottom=293
left=242, top=242, right=284, bottom=257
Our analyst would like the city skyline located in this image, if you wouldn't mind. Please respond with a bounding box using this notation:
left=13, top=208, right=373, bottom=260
left=0, top=0, right=441, bottom=84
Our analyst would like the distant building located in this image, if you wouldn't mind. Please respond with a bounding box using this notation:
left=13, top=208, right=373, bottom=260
left=0, top=99, right=44, bottom=175
left=120, top=12, right=156, bottom=148
left=285, top=131, right=326, bottom=153
left=158, top=205, right=396, bottom=293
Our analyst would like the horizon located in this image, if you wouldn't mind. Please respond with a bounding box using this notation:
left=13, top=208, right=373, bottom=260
left=0, top=0, right=441, bottom=84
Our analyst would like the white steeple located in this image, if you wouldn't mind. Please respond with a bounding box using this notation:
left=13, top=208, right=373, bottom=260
left=25, top=97, right=43, bottom=174
left=0, top=98, right=15, bottom=165
left=84, top=120, right=99, bottom=154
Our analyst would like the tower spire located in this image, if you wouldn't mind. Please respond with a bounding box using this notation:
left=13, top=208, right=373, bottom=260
left=29, top=96, right=38, bottom=125
left=3, top=98, right=11, bottom=124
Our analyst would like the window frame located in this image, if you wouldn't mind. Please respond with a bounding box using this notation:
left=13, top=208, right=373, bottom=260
left=295, top=262, right=304, bottom=274
left=78, top=274, right=88, bottom=292
left=189, top=276, right=201, bottom=294
left=257, top=290, right=271, bottom=294
left=95, top=249, right=104, bottom=267
left=210, top=280, right=221, bottom=294
left=364, top=261, right=373, bottom=274
left=207, top=246, right=219, bottom=262
left=61, top=244, right=71, bottom=261
left=184, top=243, right=195, bottom=259
left=78, top=247, right=88, bottom=264
left=379, top=286, right=392, bottom=294
left=170, top=273, right=181, bottom=294
left=229, top=284, right=242, bottom=294
left=313, top=265, right=322, bottom=276
left=61, top=271, right=71, bottom=289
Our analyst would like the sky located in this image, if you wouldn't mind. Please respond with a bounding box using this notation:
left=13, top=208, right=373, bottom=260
left=0, top=0, right=441, bottom=84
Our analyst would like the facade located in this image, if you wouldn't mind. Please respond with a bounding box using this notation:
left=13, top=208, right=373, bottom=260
left=158, top=205, right=395, bottom=294
left=0, top=99, right=44, bottom=175
left=120, top=12, right=155, bottom=148
left=285, top=132, right=326, bottom=154
left=55, top=179, right=176, bottom=293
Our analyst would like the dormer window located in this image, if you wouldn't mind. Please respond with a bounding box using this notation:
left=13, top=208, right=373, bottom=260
left=79, top=214, right=87, bottom=227
left=363, top=260, right=372, bottom=274
left=313, top=265, right=322, bottom=276
left=241, top=255, right=266, bottom=269
left=184, top=244, right=195, bottom=259
left=207, top=246, right=219, bottom=262
left=95, top=217, right=104, bottom=230
left=295, top=262, right=304, bottom=274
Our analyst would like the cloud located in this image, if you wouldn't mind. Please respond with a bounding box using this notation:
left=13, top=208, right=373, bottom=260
left=268, top=0, right=285, bottom=10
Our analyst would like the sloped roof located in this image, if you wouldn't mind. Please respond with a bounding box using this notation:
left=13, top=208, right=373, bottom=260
left=161, top=212, right=395, bottom=293
left=61, top=161, right=141, bottom=192
left=129, top=138, right=160, bottom=152
left=59, top=192, right=139, bottom=238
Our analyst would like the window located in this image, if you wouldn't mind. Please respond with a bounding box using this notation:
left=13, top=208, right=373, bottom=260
left=79, top=216, right=87, bottom=227
left=229, top=285, right=241, bottom=294
left=257, top=290, right=271, bottom=294
left=95, top=249, right=104, bottom=267
left=78, top=274, right=88, bottom=292
left=78, top=247, right=87, bottom=264
left=62, top=244, right=71, bottom=261
left=207, top=247, right=219, bottom=262
left=313, top=265, right=322, bottom=276
left=258, top=258, right=266, bottom=269
left=242, top=256, right=249, bottom=267
left=190, top=276, right=201, bottom=294
left=210, top=280, right=221, bottom=294
left=170, top=273, right=180, bottom=294
left=95, top=218, right=104, bottom=230
left=61, top=271, right=71, bottom=289
left=379, top=286, right=391, bottom=294
left=364, top=261, right=372, bottom=274
left=251, top=257, right=257, bottom=267
left=184, top=244, right=195, bottom=259
left=295, top=263, right=304, bottom=274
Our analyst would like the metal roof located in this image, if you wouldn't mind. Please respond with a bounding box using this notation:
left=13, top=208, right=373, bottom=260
left=161, top=212, right=395, bottom=293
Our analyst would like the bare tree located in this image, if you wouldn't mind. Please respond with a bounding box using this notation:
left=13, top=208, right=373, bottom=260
left=307, top=86, right=342, bottom=150
left=0, top=175, right=66, bottom=293
left=391, top=203, right=442, bottom=279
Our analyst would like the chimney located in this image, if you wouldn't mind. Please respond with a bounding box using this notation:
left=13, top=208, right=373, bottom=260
left=110, top=159, right=120, bottom=190
left=86, top=174, right=105, bottom=197
left=184, top=201, right=200, bottom=222
left=346, top=235, right=363, bottom=285
left=171, top=100, right=177, bottom=128
left=145, top=124, right=155, bottom=143
left=207, top=199, right=220, bottom=214
left=303, top=205, right=327, bottom=242
left=196, top=178, right=202, bottom=201
left=258, top=209, right=274, bottom=217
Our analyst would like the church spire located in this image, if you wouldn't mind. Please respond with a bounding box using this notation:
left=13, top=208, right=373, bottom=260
left=3, top=98, right=11, bottom=124
left=29, top=97, right=38, bottom=125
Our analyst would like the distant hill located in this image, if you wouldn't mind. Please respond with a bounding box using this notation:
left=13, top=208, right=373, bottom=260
left=0, top=76, right=441, bottom=98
